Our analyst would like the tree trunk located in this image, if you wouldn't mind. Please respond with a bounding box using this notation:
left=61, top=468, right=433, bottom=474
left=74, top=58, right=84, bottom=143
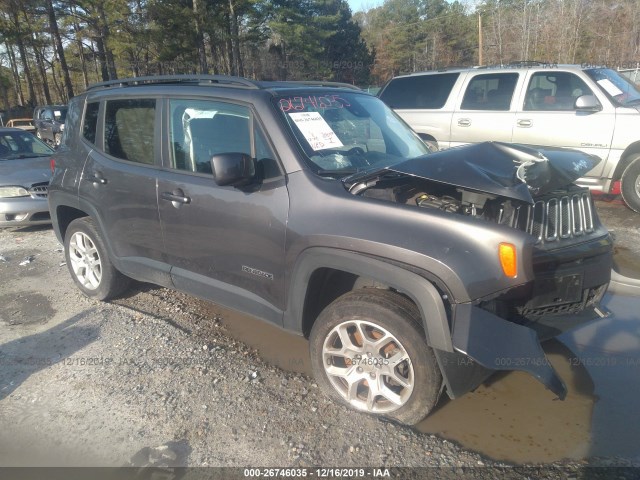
left=193, top=0, right=208, bottom=73
left=94, top=35, right=110, bottom=81
left=97, top=4, right=117, bottom=79
left=15, top=36, right=37, bottom=106
left=228, top=0, right=243, bottom=76
left=5, top=42, right=25, bottom=106
left=47, top=0, right=74, bottom=98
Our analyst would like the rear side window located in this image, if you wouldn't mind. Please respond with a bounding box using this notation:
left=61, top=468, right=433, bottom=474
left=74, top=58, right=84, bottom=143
left=461, top=73, right=518, bottom=111
left=104, top=99, right=156, bottom=164
left=82, top=102, right=100, bottom=145
left=379, top=73, right=459, bottom=109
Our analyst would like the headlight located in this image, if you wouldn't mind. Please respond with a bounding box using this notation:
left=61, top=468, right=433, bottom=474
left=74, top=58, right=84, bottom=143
left=60, top=124, right=65, bottom=131
left=0, top=186, right=29, bottom=198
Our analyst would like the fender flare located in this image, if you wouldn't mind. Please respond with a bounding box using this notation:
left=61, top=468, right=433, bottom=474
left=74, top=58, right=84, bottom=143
left=284, top=247, right=454, bottom=352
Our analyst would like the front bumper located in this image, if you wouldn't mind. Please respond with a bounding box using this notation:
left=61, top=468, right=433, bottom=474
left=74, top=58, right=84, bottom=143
left=435, top=235, right=613, bottom=400
left=0, top=197, right=51, bottom=227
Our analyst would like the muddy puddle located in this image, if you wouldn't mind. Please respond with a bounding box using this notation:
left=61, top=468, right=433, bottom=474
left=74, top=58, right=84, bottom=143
left=200, top=302, right=311, bottom=375
left=199, top=300, right=604, bottom=463
left=416, top=340, right=596, bottom=463
left=0, top=293, right=55, bottom=326
left=613, top=245, right=640, bottom=279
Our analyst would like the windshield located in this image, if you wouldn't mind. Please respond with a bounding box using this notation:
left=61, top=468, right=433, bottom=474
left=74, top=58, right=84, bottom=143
left=274, top=92, right=429, bottom=176
left=585, top=68, right=640, bottom=107
left=0, top=131, right=54, bottom=160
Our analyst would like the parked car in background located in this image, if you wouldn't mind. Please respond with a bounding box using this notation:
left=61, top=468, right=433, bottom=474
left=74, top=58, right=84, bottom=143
left=6, top=118, right=36, bottom=133
left=49, top=75, right=612, bottom=425
left=379, top=63, right=640, bottom=212
left=619, top=68, right=640, bottom=87
left=33, top=105, right=68, bottom=147
left=0, top=127, right=54, bottom=227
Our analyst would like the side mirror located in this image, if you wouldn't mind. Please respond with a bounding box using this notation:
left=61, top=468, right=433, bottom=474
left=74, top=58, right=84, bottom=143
left=574, top=95, right=602, bottom=112
left=211, top=152, right=256, bottom=187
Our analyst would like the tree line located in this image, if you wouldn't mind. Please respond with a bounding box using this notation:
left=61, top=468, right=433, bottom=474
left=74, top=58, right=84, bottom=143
left=1, top=0, right=639, bottom=112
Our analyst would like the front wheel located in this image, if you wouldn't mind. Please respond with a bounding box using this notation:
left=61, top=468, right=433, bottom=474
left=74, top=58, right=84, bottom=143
left=309, top=289, right=442, bottom=425
left=620, top=155, right=640, bottom=213
left=64, top=217, right=130, bottom=300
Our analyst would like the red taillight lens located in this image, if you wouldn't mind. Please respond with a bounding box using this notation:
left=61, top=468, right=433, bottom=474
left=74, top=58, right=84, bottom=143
left=50, top=158, right=55, bottom=173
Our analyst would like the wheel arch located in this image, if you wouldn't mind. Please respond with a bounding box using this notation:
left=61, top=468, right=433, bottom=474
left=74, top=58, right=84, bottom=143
left=55, top=205, right=89, bottom=241
left=612, top=141, right=640, bottom=181
left=284, top=247, right=454, bottom=353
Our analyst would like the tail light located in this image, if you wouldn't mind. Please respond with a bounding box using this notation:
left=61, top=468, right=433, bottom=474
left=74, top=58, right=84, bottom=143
left=50, top=157, right=55, bottom=173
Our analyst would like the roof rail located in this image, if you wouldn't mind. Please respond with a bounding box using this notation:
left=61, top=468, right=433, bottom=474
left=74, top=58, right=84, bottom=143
left=86, top=75, right=260, bottom=91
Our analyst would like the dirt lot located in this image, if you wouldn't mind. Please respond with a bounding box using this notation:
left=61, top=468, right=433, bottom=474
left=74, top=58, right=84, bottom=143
left=0, top=197, right=638, bottom=477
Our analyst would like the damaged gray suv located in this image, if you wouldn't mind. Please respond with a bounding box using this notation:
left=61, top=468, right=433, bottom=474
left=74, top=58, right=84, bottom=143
left=49, top=75, right=613, bottom=425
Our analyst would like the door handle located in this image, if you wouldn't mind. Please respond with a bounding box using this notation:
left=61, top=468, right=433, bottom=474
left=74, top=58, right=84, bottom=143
left=457, top=118, right=471, bottom=127
left=85, top=174, right=107, bottom=185
left=517, top=119, right=533, bottom=128
left=161, top=191, right=191, bottom=205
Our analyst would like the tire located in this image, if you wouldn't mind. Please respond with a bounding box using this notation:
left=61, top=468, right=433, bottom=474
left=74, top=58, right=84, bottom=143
left=64, top=217, right=131, bottom=300
left=309, top=289, right=442, bottom=425
left=620, top=155, right=640, bottom=213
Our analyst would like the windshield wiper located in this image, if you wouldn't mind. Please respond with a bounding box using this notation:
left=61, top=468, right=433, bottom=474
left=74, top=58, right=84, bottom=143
left=317, top=168, right=358, bottom=177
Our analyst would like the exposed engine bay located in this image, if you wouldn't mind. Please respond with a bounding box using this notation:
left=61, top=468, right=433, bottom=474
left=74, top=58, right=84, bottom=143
left=344, top=142, right=601, bottom=244
left=359, top=176, right=505, bottom=220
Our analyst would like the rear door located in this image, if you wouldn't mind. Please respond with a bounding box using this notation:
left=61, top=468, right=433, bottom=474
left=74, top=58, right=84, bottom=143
left=450, top=72, right=521, bottom=147
left=511, top=70, right=615, bottom=178
left=78, top=97, right=169, bottom=285
left=157, top=97, right=289, bottom=325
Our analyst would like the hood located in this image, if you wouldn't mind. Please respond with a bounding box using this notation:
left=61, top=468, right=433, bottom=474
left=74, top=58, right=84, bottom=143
left=0, top=156, right=52, bottom=187
left=347, top=142, right=600, bottom=204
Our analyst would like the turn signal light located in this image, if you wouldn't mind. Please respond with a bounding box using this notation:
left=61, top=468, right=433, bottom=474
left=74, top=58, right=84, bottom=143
left=499, top=243, right=517, bottom=278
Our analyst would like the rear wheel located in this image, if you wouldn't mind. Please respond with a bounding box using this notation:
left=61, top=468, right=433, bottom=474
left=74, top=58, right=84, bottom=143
left=64, top=217, right=130, bottom=300
left=309, top=289, right=442, bottom=425
left=620, top=155, right=640, bottom=213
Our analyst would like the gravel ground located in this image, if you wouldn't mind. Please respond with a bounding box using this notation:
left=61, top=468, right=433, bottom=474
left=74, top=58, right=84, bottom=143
left=0, top=203, right=638, bottom=478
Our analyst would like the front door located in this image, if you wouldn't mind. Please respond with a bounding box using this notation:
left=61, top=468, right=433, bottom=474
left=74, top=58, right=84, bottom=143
left=511, top=70, right=615, bottom=178
left=157, top=97, right=289, bottom=325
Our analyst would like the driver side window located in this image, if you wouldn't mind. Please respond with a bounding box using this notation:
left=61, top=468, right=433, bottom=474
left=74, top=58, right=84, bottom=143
left=168, top=99, right=281, bottom=179
left=524, top=72, right=593, bottom=111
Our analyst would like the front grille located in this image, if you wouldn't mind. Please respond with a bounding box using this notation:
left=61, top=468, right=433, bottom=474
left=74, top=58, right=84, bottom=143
left=501, top=188, right=594, bottom=244
left=29, top=182, right=49, bottom=199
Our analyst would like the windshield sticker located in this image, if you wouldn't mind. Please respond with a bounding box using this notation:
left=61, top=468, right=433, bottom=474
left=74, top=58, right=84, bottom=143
left=597, top=79, right=623, bottom=97
left=288, top=112, right=344, bottom=151
left=279, top=95, right=351, bottom=112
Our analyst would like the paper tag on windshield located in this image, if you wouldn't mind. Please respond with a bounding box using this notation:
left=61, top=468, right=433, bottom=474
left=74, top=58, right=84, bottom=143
left=288, top=112, right=343, bottom=151
left=597, top=79, right=623, bottom=97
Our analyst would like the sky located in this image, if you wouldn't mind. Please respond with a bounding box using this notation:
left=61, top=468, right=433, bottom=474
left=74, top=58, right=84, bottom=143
left=347, top=0, right=383, bottom=13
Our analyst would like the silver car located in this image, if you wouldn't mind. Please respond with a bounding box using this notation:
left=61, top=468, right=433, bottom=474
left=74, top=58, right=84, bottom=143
left=0, top=127, right=54, bottom=227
